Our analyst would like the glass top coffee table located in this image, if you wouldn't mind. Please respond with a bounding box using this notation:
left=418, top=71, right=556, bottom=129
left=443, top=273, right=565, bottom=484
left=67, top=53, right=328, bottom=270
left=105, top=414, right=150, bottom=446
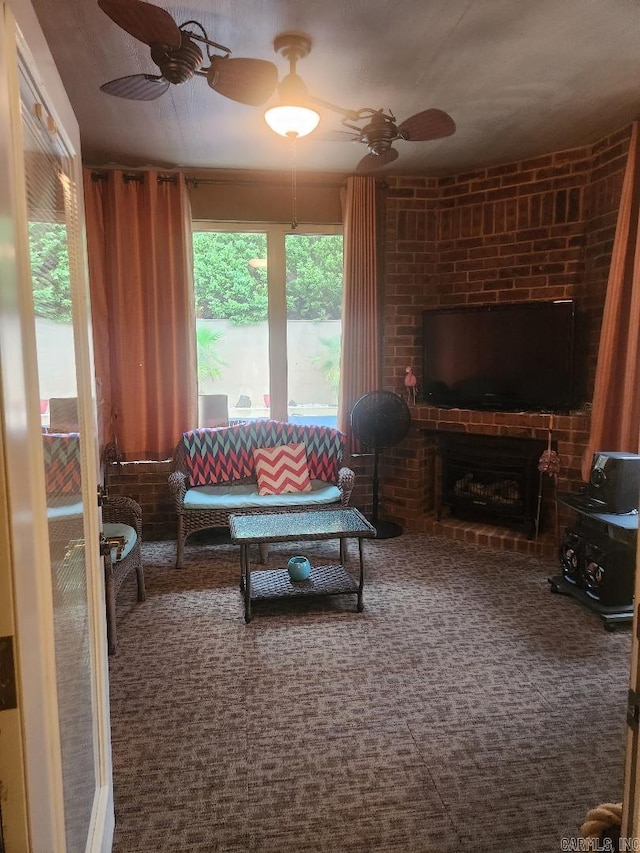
left=229, top=507, right=377, bottom=623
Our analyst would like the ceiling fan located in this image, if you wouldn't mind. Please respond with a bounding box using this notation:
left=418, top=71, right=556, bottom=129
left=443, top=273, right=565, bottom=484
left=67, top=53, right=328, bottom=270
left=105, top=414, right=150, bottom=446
left=97, top=7, right=455, bottom=172
left=262, top=31, right=456, bottom=172
left=97, top=0, right=278, bottom=105
left=319, top=107, right=456, bottom=173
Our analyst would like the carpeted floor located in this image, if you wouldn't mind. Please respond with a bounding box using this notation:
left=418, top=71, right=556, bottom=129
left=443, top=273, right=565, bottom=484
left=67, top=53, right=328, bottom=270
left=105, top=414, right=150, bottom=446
left=109, top=532, right=631, bottom=852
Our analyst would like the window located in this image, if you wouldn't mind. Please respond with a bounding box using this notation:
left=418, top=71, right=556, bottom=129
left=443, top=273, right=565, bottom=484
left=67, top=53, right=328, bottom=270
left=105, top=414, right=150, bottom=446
left=192, top=223, right=343, bottom=428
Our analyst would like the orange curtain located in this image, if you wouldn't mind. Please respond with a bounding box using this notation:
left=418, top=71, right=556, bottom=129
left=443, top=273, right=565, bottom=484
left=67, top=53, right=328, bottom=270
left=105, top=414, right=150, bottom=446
left=338, top=176, right=379, bottom=435
left=84, top=169, right=197, bottom=461
left=582, top=122, right=640, bottom=479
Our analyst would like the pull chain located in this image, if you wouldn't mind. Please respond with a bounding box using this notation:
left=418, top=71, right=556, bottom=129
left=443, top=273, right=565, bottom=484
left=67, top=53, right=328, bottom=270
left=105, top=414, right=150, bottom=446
left=289, top=132, right=298, bottom=230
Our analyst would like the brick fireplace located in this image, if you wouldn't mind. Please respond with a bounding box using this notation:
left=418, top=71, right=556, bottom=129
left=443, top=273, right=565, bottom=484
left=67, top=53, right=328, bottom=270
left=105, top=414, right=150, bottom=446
left=373, top=407, right=588, bottom=558
left=376, top=123, right=629, bottom=556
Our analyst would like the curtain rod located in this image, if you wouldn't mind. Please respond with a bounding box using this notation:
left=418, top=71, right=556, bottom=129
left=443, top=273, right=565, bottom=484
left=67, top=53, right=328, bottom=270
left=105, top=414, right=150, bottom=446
left=185, top=177, right=388, bottom=190
left=90, top=171, right=178, bottom=184
left=185, top=176, right=348, bottom=190
left=89, top=171, right=387, bottom=189
left=88, top=171, right=341, bottom=189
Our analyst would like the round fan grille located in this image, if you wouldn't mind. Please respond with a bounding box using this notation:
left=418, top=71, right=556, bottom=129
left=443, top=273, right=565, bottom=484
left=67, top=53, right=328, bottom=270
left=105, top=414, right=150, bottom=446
left=350, top=391, right=411, bottom=450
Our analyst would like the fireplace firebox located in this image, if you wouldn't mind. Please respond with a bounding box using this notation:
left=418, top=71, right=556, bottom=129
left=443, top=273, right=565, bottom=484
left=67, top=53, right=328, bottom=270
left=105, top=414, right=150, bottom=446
left=438, top=433, right=549, bottom=537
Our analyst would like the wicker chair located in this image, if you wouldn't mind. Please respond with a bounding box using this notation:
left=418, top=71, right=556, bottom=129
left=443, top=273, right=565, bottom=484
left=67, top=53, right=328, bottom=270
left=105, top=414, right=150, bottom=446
left=102, top=495, right=145, bottom=655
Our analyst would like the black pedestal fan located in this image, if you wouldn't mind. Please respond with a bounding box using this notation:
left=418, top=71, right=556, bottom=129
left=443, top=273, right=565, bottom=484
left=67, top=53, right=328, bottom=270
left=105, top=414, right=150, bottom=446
left=350, top=390, right=411, bottom=539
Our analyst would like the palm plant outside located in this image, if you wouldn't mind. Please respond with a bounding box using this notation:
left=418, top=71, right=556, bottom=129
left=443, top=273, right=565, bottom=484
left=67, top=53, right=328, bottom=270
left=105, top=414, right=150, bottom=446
left=196, top=325, right=228, bottom=392
left=312, top=335, right=341, bottom=398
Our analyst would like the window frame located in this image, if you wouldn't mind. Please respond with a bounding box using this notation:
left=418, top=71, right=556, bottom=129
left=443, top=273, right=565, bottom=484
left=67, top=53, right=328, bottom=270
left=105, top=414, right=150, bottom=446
left=192, top=220, right=343, bottom=423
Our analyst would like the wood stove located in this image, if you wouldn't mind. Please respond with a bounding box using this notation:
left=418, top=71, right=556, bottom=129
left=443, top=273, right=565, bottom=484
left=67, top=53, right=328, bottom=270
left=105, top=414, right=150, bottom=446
left=438, top=433, right=549, bottom=537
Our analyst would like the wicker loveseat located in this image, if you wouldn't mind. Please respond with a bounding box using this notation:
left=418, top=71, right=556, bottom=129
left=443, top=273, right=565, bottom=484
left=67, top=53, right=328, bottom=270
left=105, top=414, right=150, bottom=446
left=169, top=419, right=355, bottom=568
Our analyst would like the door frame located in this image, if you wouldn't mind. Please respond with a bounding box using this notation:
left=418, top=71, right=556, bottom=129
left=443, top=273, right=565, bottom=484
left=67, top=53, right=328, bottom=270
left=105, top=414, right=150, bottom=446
left=623, top=544, right=640, bottom=840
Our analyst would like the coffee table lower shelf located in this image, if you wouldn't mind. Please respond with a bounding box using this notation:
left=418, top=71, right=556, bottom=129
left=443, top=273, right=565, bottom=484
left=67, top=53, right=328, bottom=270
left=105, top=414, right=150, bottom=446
left=246, top=564, right=361, bottom=612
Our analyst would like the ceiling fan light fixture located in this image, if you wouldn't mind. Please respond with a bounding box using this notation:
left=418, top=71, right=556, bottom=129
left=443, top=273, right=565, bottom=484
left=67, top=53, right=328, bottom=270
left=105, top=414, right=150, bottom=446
left=265, top=104, right=320, bottom=138
left=265, top=32, right=320, bottom=138
left=264, top=72, right=319, bottom=137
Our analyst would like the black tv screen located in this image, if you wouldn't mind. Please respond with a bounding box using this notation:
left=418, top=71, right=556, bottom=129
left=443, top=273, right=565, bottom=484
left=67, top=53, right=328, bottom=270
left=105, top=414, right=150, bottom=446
left=422, top=300, right=576, bottom=412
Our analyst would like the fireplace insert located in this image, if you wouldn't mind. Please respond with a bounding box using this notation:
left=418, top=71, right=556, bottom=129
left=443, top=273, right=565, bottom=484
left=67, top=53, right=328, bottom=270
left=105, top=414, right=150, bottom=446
left=439, top=434, right=549, bottom=537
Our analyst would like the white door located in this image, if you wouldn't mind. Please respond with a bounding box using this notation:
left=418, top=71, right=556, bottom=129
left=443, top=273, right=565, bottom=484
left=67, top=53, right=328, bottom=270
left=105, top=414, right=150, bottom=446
left=0, top=4, right=113, bottom=850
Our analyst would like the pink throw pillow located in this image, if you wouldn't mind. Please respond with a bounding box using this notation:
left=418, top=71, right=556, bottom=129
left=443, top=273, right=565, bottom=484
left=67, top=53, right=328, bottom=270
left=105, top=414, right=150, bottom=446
left=253, top=443, right=312, bottom=496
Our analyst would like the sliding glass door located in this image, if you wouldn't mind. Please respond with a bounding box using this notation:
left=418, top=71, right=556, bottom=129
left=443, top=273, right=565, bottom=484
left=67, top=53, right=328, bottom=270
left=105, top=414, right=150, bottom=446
left=193, top=230, right=270, bottom=420
left=284, top=232, right=342, bottom=427
left=192, top=223, right=343, bottom=428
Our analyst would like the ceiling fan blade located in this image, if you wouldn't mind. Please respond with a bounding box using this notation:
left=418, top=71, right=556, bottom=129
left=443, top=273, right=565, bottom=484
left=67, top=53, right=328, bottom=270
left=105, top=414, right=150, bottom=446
left=397, top=108, right=456, bottom=141
left=98, top=0, right=181, bottom=48
left=356, top=148, right=399, bottom=174
left=100, top=74, right=170, bottom=101
left=207, top=57, right=278, bottom=106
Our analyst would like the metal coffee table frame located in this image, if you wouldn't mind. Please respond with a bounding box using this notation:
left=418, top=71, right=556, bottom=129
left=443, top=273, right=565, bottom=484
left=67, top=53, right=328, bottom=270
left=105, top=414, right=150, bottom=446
left=229, top=508, right=377, bottom=623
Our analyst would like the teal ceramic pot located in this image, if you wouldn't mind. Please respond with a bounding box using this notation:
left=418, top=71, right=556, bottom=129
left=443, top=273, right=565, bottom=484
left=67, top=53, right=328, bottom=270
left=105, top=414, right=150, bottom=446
left=287, top=555, right=311, bottom=581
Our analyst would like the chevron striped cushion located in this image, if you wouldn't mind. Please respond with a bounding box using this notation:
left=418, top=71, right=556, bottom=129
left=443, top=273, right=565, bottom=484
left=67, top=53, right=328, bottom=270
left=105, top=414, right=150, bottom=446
left=183, top=424, right=255, bottom=486
left=43, top=432, right=82, bottom=495
left=253, top=443, right=312, bottom=496
left=183, top=420, right=345, bottom=487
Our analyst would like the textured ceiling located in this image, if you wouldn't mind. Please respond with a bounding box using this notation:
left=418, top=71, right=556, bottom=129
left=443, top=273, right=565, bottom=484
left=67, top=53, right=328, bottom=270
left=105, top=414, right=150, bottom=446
left=30, top=0, right=640, bottom=177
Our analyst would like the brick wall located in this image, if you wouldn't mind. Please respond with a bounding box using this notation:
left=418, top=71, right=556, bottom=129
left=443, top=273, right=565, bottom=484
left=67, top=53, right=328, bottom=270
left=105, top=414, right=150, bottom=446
left=380, top=124, right=631, bottom=552
left=104, top=125, right=630, bottom=553
left=348, top=454, right=375, bottom=519
left=106, top=459, right=175, bottom=541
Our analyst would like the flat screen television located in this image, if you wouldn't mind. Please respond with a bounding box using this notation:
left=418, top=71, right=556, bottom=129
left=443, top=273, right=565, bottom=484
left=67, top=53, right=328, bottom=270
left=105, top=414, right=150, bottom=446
left=421, top=300, right=576, bottom=412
